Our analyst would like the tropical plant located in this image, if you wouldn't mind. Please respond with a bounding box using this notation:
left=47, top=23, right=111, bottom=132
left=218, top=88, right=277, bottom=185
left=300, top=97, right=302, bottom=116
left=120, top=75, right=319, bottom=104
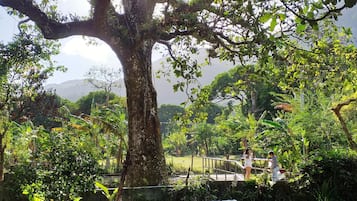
left=158, top=104, right=185, bottom=136
left=0, top=33, right=62, bottom=181
left=95, top=182, right=118, bottom=201
left=26, top=132, right=99, bottom=200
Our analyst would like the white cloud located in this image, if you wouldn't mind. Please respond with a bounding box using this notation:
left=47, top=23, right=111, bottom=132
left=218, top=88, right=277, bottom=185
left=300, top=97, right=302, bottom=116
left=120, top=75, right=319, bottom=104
left=61, top=36, right=118, bottom=65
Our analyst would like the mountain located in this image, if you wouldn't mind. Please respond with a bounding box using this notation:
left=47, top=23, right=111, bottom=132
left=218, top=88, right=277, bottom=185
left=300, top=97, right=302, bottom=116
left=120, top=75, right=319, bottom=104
left=45, top=79, right=125, bottom=102
left=45, top=49, right=235, bottom=105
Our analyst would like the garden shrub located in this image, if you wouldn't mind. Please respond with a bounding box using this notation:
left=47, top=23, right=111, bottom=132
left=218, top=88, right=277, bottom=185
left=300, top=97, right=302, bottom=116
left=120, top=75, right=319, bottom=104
left=301, top=150, right=357, bottom=201
left=1, top=164, right=36, bottom=201
left=1, top=133, right=100, bottom=201
left=30, top=134, right=100, bottom=200
left=168, top=177, right=216, bottom=201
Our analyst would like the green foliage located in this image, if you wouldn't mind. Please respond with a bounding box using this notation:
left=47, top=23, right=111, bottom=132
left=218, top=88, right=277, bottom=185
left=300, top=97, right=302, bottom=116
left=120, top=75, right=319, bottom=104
left=158, top=104, right=184, bottom=136
left=168, top=177, right=216, bottom=201
left=95, top=182, right=118, bottom=201
left=163, top=131, right=188, bottom=156
left=11, top=91, right=64, bottom=129
left=158, top=104, right=184, bottom=123
left=2, top=121, right=100, bottom=200
left=2, top=164, right=37, bottom=200
left=207, top=65, right=281, bottom=119
left=26, top=133, right=99, bottom=200
left=229, top=181, right=273, bottom=201
left=88, top=101, right=128, bottom=173
left=301, top=150, right=357, bottom=201
left=22, top=183, right=45, bottom=201
left=75, top=91, right=117, bottom=115
left=271, top=20, right=357, bottom=95
left=0, top=33, right=63, bottom=182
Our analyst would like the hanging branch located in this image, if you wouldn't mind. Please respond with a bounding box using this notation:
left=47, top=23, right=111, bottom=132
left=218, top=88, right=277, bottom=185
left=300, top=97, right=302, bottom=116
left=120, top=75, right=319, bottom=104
left=331, top=98, right=357, bottom=150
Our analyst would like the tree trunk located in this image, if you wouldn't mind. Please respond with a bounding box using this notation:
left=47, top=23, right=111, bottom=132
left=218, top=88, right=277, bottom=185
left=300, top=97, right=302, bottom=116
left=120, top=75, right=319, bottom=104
left=113, top=41, right=167, bottom=187
left=116, top=139, right=123, bottom=171
left=250, top=90, right=258, bottom=118
left=0, top=136, right=4, bottom=182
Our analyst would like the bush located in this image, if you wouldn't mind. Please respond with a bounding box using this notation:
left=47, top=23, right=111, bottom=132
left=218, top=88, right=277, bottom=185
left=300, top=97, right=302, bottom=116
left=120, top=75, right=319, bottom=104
left=32, top=134, right=100, bottom=200
left=2, top=134, right=101, bottom=201
left=168, top=177, right=216, bottom=201
left=301, top=150, right=357, bottom=201
left=1, top=164, right=36, bottom=201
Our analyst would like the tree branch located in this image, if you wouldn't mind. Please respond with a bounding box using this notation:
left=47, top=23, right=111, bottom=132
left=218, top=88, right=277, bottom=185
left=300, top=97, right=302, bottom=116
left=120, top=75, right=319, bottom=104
left=332, top=98, right=357, bottom=112
left=93, top=0, right=111, bottom=29
left=331, top=98, right=357, bottom=150
left=281, top=0, right=346, bottom=23
left=0, top=0, right=99, bottom=39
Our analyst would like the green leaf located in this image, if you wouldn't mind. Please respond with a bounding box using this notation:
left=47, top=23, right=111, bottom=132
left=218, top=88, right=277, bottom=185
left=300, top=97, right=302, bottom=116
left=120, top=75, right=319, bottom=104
left=261, top=119, right=283, bottom=129
left=270, top=16, right=277, bottom=31
left=312, top=2, right=324, bottom=9
left=309, top=21, right=319, bottom=31
left=95, top=182, right=110, bottom=197
left=278, top=13, right=286, bottom=21
left=109, top=188, right=119, bottom=201
left=247, top=1, right=253, bottom=13
left=260, top=13, right=272, bottom=23
left=296, top=23, right=307, bottom=34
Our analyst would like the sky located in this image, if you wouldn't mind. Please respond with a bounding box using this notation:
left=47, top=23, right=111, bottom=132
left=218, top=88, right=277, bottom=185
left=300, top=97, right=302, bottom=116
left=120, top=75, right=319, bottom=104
left=1, top=1, right=356, bottom=84
left=0, top=0, right=165, bottom=84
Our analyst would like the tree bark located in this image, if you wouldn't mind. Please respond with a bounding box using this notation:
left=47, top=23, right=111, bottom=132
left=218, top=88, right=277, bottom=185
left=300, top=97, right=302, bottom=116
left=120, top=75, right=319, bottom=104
left=0, top=137, right=4, bottom=182
left=113, top=40, right=167, bottom=187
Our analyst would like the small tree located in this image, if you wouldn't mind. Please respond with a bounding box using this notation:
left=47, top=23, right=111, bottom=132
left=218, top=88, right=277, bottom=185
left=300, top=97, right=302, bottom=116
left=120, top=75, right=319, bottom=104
left=85, top=66, right=122, bottom=105
left=0, top=34, right=61, bottom=181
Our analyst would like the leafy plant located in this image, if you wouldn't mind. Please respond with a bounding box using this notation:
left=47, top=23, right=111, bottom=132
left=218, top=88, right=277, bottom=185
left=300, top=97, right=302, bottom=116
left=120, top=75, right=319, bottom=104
left=301, top=150, right=357, bottom=201
left=95, top=182, right=118, bottom=201
left=169, top=176, right=216, bottom=201
left=18, top=132, right=100, bottom=201
left=22, top=183, right=45, bottom=201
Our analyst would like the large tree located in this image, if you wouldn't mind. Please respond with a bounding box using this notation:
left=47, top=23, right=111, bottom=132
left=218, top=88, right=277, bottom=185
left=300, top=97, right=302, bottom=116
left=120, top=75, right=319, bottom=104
left=1, top=0, right=353, bottom=189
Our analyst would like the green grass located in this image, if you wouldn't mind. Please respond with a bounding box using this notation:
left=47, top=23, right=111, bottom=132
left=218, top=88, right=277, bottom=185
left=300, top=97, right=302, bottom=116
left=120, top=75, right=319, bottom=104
left=166, top=155, right=205, bottom=174
left=165, top=155, right=242, bottom=174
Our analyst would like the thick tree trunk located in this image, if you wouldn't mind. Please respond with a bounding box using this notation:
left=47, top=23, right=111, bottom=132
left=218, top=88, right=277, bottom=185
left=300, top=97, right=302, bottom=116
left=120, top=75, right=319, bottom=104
left=114, top=41, right=167, bottom=187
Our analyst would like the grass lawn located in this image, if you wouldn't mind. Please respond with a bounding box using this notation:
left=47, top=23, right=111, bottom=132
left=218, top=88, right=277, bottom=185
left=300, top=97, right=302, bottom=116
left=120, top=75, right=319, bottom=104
left=166, top=155, right=241, bottom=174
left=166, top=155, right=205, bottom=174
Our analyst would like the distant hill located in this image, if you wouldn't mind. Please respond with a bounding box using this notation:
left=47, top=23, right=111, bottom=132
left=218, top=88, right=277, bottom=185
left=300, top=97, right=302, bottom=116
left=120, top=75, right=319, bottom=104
left=45, top=49, right=235, bottom=105
left=45, top=79, right=125, bottom=102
